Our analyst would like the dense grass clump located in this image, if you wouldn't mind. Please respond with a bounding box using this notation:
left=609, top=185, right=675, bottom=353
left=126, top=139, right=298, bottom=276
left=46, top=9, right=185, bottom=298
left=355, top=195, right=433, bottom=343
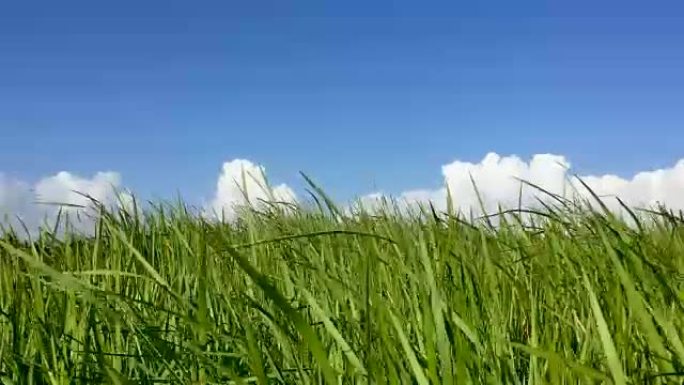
left=1, top=192, right=683, bottom=384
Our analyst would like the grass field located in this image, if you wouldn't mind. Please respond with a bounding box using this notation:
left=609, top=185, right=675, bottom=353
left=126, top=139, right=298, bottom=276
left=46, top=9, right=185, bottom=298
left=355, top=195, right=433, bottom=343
left=1, top=183, right=683, bottom=384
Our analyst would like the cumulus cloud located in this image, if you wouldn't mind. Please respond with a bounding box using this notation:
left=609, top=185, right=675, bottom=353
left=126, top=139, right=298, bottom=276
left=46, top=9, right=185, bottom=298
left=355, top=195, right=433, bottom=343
left=5, top=154, right=683, bottom=234
left=357, top=152, right=684, bottom=218
left=0, top=171, right=129, bottom=237
left=206, top=159, right=297, bottom=221
left=2, top=158, right=297, bottom=236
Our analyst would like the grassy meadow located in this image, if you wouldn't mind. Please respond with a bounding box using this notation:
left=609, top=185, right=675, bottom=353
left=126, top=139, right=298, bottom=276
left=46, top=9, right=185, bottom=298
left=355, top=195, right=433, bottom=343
left=1, top=182, right=683, bottom=384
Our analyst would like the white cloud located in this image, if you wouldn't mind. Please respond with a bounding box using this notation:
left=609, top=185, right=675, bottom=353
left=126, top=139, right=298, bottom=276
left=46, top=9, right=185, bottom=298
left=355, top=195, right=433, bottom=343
left=206, top=159, right=297, bottom=221
left=2, top=158, right=297, bottom=235
left=0, top=175, right=33, bottom=225
left=34, top=171, right=124, bottom=209
left=1, top=171, right=128, bottom=237
left=5, top=154, right=683, bottom=235
left=357, top=152, right=684, bottom=218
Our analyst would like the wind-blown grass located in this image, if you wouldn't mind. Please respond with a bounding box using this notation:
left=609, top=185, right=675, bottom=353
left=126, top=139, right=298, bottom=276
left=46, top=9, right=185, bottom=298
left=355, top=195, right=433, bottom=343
left=0, top=186, right=683, bottom=384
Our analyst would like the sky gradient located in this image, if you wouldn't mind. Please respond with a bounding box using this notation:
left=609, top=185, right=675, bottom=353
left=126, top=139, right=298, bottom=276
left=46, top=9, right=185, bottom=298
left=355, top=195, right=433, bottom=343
left=2, top=0, right=684, bottom=211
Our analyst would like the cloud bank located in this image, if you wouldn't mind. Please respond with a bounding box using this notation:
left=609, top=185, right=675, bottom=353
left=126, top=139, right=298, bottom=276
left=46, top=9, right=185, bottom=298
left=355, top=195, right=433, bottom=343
left=356, top=152, right=684, bottom=217
left=0, top=171, right=129, bottom=237
left=3, top=153, right=684, bottom=235
left=205, top=159, right=297, bottom=221
left=0, top=159, right=297, bottom=235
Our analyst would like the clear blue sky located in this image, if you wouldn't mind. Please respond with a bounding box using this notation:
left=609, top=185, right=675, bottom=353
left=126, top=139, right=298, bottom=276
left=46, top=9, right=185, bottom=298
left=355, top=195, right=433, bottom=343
left=2, top=0, right=684, bottom=203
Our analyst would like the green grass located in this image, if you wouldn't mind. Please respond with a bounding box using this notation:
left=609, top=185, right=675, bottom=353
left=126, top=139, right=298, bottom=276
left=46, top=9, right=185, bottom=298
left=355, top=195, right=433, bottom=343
left=1, top=187, right=683, bottom=384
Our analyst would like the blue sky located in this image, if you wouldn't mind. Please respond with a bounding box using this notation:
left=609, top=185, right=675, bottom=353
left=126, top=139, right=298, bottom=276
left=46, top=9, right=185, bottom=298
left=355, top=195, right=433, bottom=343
left=2, top=0, right=684, bottom=205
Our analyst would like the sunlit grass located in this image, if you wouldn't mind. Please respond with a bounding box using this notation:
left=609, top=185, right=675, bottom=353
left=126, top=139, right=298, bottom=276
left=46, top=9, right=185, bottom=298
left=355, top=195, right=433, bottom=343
left=1, top=181, right=683, bottom=384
